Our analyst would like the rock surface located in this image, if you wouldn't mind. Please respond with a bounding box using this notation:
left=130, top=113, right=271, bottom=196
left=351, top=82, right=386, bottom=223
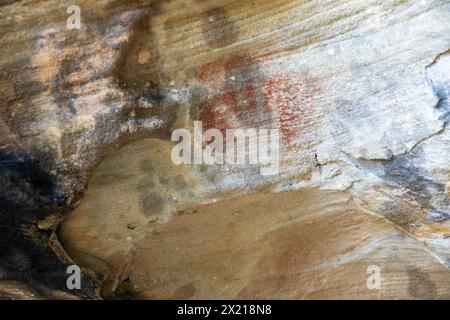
left=0, top=0, right=449, bottom=299
left=61, top=145, right=450, bottom=298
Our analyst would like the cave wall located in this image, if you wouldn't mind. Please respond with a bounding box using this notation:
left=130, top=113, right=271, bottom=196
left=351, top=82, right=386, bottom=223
left=0, top=0, right=450, bottom=298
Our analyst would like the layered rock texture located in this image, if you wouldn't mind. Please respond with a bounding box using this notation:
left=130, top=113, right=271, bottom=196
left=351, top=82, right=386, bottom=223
left=0, top=0, right=450, bottom=299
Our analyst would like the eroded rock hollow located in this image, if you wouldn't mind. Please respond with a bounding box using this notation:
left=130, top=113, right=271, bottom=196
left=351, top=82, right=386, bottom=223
left=0, top=0, right=450, bottom=299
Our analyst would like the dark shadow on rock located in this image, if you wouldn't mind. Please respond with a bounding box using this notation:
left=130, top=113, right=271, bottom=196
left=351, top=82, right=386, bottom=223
left=0, top=149, right=96, bottom=298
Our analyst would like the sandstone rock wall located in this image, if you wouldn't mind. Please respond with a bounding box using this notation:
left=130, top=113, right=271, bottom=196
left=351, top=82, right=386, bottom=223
left=0, top=0, right=449, bottom=299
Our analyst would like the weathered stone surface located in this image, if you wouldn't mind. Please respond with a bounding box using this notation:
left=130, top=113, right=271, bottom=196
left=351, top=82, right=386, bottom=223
left=0, top=0, right=450, bottom=299
left=61, top=155, right=450, bottom=298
